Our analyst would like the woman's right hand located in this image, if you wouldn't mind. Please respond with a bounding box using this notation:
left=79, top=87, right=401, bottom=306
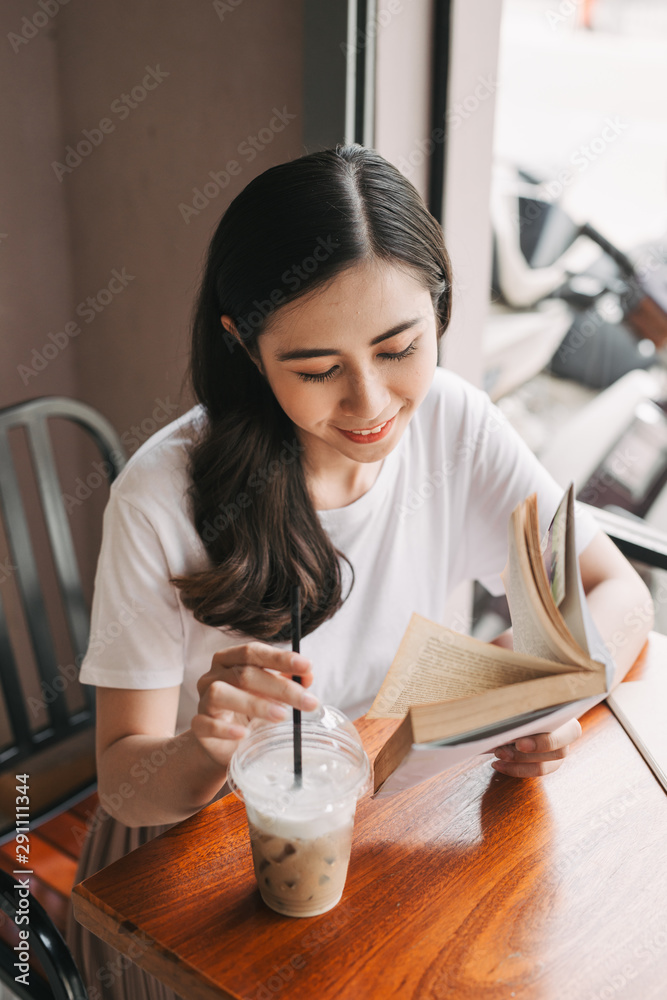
left=191, top=643, right=317, bottom=767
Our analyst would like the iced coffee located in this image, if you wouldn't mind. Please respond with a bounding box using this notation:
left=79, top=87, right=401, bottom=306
left=228, top=707, right=370, bottom=917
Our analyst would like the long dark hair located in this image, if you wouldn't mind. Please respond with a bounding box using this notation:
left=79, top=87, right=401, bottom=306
left=172, top=144, right=452, bottom=641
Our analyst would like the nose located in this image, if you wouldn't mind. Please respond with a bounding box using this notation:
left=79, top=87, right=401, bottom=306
left=339, top=370, right=392, bottom=423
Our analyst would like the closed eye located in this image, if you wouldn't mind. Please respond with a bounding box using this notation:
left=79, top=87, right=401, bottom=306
left=296, top=340, right=418, bottom=383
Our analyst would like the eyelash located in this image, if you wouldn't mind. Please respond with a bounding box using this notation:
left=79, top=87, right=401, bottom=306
left=297, top=341, right=418, bottom=383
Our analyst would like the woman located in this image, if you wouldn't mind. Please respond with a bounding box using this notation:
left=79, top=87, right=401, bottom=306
left=66, top=144, right=652, bottom=999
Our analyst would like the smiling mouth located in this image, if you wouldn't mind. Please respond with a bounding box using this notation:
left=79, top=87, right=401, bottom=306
left=336, top=415, right=397, bottom=443
left=345, top=420, right=390, bottom=436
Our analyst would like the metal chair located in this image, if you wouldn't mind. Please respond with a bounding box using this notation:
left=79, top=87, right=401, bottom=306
left=0, top=867, right=88, bottom=999
left=0, top=397, right=126, bottom=999
left=0, top=396, right=125, bottom=834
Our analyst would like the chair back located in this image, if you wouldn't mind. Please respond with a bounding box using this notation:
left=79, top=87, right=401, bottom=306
left=0, top=397, right=125, bottom=831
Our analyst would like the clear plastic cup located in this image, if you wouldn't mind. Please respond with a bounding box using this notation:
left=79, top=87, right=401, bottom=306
left=227, top=705, right=370, bottom=917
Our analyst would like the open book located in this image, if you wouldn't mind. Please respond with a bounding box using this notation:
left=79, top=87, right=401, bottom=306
left=369, top=485, right=615, bottom=796
left=607, top=672, right=667, bottom=793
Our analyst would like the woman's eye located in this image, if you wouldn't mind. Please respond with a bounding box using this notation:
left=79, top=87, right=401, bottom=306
left=296, top=340, right=418, bottom=383
left=297, top=367, right=339, bottom=383
left=380, top=340, right=418, bottom=362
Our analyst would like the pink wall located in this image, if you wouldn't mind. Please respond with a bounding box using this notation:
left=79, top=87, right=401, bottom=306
left=56, top=1, right=304, bottom=440
left=1, top=0, right=77, bottom=406
left=1, top=0, right=304, bottom=597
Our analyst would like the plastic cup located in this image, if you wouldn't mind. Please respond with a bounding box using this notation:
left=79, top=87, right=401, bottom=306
left=228, top=705, right=370, bottom=917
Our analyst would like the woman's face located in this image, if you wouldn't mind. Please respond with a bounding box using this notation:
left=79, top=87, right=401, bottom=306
left=227, top=259, right=439, bottom=474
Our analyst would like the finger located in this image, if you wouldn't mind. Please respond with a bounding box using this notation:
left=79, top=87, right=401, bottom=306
left=491, top=758, right=565, bottom=778
left=228, top=666, right=319, bottom=711
left=191, top=713, right=249, bottom=766
left=198, top=665, right=315, bottom=699
left=212, top=642, right=313, bottom=678
left=192, top=710, right=249, bottom=743
left=494, top=743, right=570, bottom=764
left=506, top=718, right=583, bottom=755
left=202, top=677, right=317, bottom=720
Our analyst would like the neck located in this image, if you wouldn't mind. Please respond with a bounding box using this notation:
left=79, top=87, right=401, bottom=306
left=298, top=430, right=384, bottom=510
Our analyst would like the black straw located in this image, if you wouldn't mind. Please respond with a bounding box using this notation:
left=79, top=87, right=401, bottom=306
left=291, top=585, right=303, bottom=785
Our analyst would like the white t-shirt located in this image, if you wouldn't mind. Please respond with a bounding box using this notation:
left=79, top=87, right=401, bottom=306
left=79, top=366, right=600, bottom=730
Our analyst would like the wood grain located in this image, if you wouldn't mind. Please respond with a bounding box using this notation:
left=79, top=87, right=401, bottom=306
left=73, top=635, right=667, bottom=1000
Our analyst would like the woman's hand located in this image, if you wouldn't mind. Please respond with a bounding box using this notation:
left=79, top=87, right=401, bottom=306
left=191, top=643, right=317, bottom=767
left=491, top=717, right=582, bottom=777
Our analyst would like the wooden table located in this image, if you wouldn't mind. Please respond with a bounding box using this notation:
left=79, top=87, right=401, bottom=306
left=72, top=635, right=667, bottom=1000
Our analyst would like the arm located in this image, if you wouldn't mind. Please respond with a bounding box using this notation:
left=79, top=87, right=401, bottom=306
left=492, top=530, right=654, bottom=777
left=96, top=644, right=317, bottom=827
left=96, top=686, right=225, bottom=828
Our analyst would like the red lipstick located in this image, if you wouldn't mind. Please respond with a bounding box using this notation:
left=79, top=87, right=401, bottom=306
left=336, top=415, right=396, bottom=444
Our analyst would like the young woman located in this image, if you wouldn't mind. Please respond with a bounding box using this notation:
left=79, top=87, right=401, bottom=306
left=66, top=144, right=652, bottom=999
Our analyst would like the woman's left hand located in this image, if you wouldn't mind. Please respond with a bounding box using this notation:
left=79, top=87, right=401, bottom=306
left=491, top=717, right=582, bottom=777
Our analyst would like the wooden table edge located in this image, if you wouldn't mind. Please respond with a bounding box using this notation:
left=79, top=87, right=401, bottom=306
left=71, top=883, right=241, bottom=1000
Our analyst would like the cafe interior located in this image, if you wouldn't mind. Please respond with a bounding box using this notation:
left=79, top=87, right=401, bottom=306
left=1, top=0, right=667, bottom=997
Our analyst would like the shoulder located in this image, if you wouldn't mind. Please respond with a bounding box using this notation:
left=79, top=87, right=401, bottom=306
left=109, top=404, right=207, bottom=517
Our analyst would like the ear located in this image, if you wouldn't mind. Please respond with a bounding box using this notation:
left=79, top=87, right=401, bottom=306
left=220, top=315, right=265, bottom=374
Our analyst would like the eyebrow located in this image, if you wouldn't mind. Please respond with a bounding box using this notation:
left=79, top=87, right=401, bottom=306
left=275, top=317, right=425, bottom=362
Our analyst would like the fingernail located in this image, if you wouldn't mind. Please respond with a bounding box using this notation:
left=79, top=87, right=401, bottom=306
left=291, top=654, right=311, bottom=671
left=269, top=704, right=288, bottom=721
left=302, top=693, right=319, bottom=711
left=516, top=737, right=535, bottom=752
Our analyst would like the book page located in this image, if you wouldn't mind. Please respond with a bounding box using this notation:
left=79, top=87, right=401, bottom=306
left=383, top=633, right=557, bottom=716
left=555, top=484, right=589, bottom=654
left=548, top=485, right=615, bottom=687
left=541, top=488, right=567, bottom=607
left=368, top=613, right=574, bottom=720
left=502, top=507, right=575, bottom=664
left=502, top=491, right=596, bottom=670
left=526, top=493, right=593, bottom=666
